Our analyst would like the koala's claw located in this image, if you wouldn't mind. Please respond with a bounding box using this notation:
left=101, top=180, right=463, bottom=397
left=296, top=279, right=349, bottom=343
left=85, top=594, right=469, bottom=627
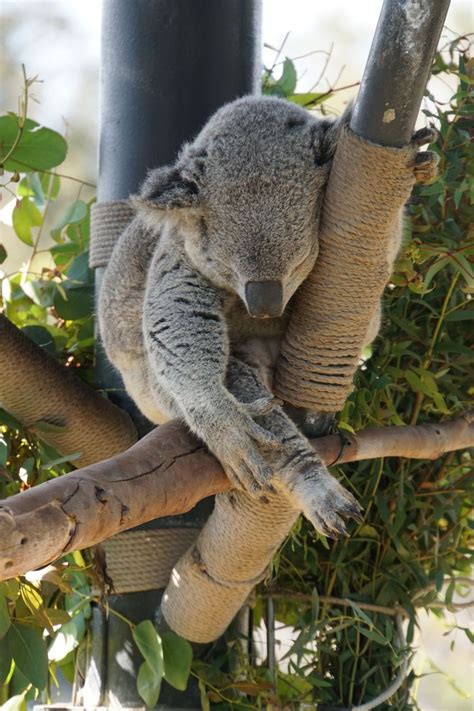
left=285, top=457, right=363, bottom=538
left=411, top=126, right=437, bottom=147
left=413, top=150, right=439, bottom=184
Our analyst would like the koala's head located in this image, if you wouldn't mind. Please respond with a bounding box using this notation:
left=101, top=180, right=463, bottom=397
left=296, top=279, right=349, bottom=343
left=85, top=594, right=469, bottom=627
left=134, top=96, right=346, bottom=318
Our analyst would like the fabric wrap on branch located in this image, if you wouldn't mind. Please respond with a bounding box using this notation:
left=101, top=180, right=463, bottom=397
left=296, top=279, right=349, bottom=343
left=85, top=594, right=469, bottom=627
left=162, top=490, right=299, bottom=642
left=0, top=315, right=136, bottom=467
left=274, top=126, right=419, bottom=411
left=100, top=528, right=199, bottom=594
left=90, top=201, right=135, bottom=268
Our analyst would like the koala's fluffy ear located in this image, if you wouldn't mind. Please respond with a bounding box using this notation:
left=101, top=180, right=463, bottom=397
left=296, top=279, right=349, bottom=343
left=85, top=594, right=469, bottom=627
left=134, top=164, right=200, bottom=210
left=313, top=103, right=352, bottom=166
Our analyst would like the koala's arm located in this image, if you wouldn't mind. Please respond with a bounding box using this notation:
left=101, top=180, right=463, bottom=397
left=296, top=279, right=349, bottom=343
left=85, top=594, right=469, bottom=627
left=98, top=217, right=172, bottom=424
left=99, top=217, right=157, bottom=369
left=226, top=356, right=362, bottom=536
left=143, top=244, right=279, bottom=492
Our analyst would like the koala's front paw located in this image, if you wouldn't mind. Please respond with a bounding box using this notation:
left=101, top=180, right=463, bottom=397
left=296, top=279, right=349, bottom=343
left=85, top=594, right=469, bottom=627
left=277, top=443, right=362, bottom=537
left=200, top=397, right=280, bottom=494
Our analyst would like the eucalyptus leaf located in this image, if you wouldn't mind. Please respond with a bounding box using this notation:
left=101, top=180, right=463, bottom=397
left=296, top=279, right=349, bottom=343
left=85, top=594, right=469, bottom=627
left=0, top=115, right=67, bottom=172
left=162, top=631, right=192, bottom=691
left=12, top=198, right=42, bottom=246
left=132, top=620, right=164, bottom=678
left=137, top=660, right=162, bottom=708
left=6, top=622, right=48, bottom=689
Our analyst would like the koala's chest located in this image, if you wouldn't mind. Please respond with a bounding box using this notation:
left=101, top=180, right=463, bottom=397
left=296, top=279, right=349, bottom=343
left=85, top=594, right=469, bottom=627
left=226, top=299, right=288, bottom=387
left=226, top=298, right=288, bottom=343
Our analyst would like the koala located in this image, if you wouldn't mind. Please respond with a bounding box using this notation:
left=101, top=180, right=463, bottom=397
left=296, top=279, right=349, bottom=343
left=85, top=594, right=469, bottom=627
left=99, top=96, right=435, bottom=537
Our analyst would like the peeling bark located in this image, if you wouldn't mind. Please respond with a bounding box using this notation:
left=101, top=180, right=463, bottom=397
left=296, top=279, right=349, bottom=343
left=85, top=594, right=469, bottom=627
left=0, top=414, right=472, bottom=581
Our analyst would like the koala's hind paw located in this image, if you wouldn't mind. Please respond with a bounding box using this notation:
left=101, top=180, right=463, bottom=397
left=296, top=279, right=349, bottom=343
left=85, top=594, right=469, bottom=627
left=413, top=150, right=439, bottom=184
left=409, top=127, right=439, bottom=185
left=287, top=463, right=363, bottom=538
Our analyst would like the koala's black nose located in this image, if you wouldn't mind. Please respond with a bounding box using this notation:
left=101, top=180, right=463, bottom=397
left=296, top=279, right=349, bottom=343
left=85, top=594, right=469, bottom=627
left=244, top=281, right=284, bottom=318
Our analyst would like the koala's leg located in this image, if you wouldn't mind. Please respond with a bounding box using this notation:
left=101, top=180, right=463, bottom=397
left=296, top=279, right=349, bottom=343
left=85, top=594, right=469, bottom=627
left=143, top=250, right=282, bottom=493
left=226, top=357, right=362, bottom=537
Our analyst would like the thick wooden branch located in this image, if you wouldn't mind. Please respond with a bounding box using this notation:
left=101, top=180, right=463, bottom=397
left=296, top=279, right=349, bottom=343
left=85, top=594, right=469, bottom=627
left=0, top=315, right=137, bottom=465
left=1, top=414, right=472, bottom=581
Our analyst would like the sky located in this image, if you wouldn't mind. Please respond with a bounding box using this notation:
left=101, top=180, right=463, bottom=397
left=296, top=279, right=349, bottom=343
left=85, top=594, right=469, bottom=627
left=1, top=0, right=472, bottom=137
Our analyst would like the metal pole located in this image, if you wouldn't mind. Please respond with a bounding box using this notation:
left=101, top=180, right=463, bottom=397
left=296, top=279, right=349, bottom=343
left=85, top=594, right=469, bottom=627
left=88, top=1, right=262, bottom=708
left=350, top=0, right=450, bottom=146
left=300, top=0, right=450, bottom=440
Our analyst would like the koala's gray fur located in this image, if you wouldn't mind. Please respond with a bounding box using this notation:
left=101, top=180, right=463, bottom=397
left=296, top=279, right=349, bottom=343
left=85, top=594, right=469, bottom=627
left=99, top=96, right=431, bottom=535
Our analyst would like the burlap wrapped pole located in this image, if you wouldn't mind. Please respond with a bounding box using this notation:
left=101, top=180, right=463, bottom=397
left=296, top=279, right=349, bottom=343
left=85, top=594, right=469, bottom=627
left=89, top=201, right=134, bottom=269
left=161, top=490, right=299, bottom=642
left=274, top=125, right=420, bottom=411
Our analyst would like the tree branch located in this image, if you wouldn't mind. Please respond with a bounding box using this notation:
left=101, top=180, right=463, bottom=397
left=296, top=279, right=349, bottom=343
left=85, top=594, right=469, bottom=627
left=1, top=414, right=472, bottom=581
left=0, top=315, right=137, bottom=466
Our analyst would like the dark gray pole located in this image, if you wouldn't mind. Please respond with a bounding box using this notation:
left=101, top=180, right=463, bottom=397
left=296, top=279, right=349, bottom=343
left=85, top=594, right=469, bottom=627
left=350, top=0, right=450, bottom=146
left=88, top=2, right=262, bottom=709
left=98, top=0, right=262, bottom=202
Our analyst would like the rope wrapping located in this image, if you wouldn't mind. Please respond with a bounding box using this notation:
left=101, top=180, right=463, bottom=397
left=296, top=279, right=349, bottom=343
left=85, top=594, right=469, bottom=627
left=101, top=529, right=199, bottom=594
left=0, top=315, right=136, bottom=467
left=274, top=126, right=419, bottom=411
left=162, top=490, right=299, bottom=642
left=90, top=201, right=135, bottom=268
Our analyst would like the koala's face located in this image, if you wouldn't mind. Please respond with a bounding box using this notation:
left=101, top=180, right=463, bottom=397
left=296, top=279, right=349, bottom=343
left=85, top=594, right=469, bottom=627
left=135, top=97, right=343, bottom=318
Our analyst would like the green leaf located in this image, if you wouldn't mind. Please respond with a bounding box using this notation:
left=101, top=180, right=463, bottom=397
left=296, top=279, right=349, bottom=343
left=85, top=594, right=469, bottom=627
left=0, top=435, right=8, bottom=467
left=288, top=92, right=327, bottom=107
left=6, top=622, right=48, bottom=689
left=133, top=620, right=164, bottom=676
left=65, top=251, right=91, bottom=285
left=12, top=198, right=42, bottom=246
left=444, top=308, right=474, bottom=322
left=162, top=631, right=192, bottom=691
left=0, top=638, right=12, bottom=685
left=53, top=284, right=94, bottom=320
left=48, top=619, right=84, bottom=662
left=358, top=524, right=380, bottom=540
left=0, top=243, right=6, bottom=264
left=358, top=627, right=389, bottom=645
left=21, top=325, right=56, bottom=355
left=198, top=678, right=211, bottom=711
left=0, top=593, right=11, bottom=638
left=137, top=660, right=162, bottom=708
left=51, top=201, right=88, bottom=240
left=424, top=256, right=450, bottom=288
left=0, top=115, right=67, bottom=172
left=347, top=600, right=373, bottom=628
left=18, top=172, right=45, bottom=207
left=279, top=58, right=298, bottom=95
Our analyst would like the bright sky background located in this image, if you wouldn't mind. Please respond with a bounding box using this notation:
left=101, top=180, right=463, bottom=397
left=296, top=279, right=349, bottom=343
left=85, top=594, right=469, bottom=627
left=1, top=0, right=472, bottom=135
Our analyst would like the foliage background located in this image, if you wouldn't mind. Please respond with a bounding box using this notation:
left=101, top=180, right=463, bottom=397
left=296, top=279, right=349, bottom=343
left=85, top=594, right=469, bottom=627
left=0, top=18, right=472, bottom=711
